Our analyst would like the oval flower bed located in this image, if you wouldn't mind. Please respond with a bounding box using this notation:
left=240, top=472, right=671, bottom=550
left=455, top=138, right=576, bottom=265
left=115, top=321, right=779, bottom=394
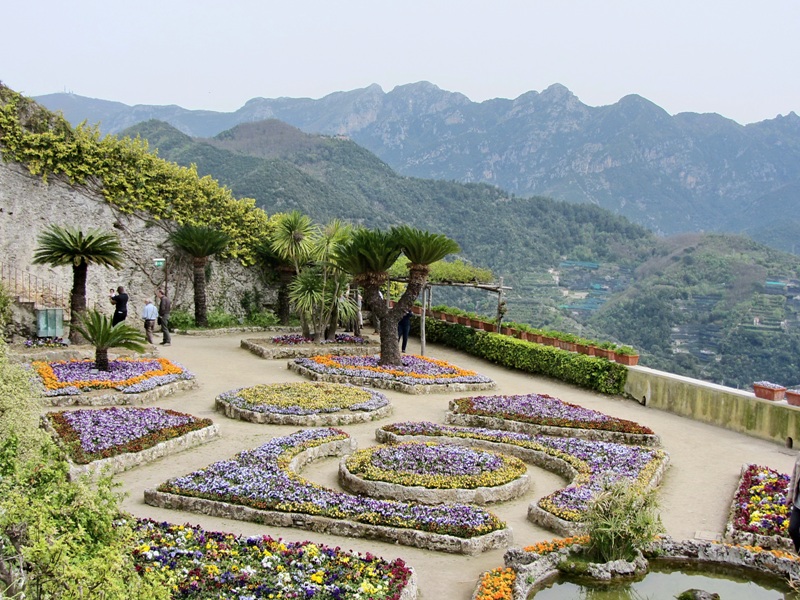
left=447, top=393, right=658, bottom=446
left=724, top=464, right=793, bottom=552
left=215, top=381, right=393, bottom=426
left=289, top=354, right=496, bottom=394
left=340, top=441, right=529, bottom=505
left=377, top=421, right=669, bottom=535
left=44, top=406, right=218, bottom=476
left=131, top=518, right=417, bottom=600
left=145, top=428, right=511, bottom=555
left=32, top=357, right=195, bottom=397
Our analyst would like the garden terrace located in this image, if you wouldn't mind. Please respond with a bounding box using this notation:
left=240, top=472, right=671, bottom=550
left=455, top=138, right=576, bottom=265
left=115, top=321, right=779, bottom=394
left=145, top=428, right=511, bottom=555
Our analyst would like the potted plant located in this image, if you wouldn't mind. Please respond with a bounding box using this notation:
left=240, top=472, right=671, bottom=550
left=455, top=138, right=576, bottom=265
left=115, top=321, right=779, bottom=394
left=752, top=381, right=786, bottom=401
left=614, top=345, right=640, bottom=366
left=786, top=389, right=800, bottom=407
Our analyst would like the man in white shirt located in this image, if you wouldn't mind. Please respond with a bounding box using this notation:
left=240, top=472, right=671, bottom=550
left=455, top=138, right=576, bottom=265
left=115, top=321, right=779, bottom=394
left=141, top=298, right=159, bottom=344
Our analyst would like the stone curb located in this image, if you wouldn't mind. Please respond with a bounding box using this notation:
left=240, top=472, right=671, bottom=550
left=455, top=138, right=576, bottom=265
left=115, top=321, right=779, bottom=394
left=67, top=424, right=220, bottom=479
left=45, top=377, right=198, bottom=407
left=339, top=455, right=530, bottom=505
left=176, top=326, right=298, bottom=337
left=722, top=463, right=794, bottom=553
left=445, top=406, right=661, bottom=447
left=287, top=361, right=497, bottom=395
left=241, top=338, right=380, bottom=360
left=144, top=438, right=512, bottom=555
left=215, top=396, right=394, bottom=426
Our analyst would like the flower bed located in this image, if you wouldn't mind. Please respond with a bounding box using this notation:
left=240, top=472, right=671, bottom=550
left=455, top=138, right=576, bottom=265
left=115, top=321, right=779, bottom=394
left=146, top=428, right=511, bottom=555
left=724, top=463, right=793, bottom=552
left=241, top=335, right=379, bottom=359
left=340, top=441, right=530, bottom=505
left=44, top=406, right=218, bottom=477
left=215, top=381, right=393, bottom=426
left=377, top=421, right=668, bottom=535
left=32, top=357, right=195, bottom=396
left=131, top=518, right=417, bottom=600
left=289, top=354, right=496, bottom=394
left=447, top=393, right=659, bottom=446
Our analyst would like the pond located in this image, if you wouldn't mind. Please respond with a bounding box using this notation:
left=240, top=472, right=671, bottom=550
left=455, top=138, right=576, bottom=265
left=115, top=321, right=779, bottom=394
left=530, top=562, right=799, bottom=599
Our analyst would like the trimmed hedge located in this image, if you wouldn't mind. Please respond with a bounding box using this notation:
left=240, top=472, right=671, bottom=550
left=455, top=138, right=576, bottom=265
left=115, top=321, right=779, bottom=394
left=416, top=318, right=627, bottom=395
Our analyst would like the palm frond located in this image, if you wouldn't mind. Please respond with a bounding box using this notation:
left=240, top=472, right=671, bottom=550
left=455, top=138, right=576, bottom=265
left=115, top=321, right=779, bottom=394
left=391, top=225, right=460, bottom=265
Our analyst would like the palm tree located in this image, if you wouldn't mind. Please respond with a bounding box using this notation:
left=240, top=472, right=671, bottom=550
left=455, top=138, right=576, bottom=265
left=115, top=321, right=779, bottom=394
left=254, top=239, right=295, bottom=325
left=32, top=225, right=124, bottom=344
left=336, top=226, right=459, bottom=365
left=169, top=224, right=230, bottom=327
left=70, top=309, right=146, bottom=371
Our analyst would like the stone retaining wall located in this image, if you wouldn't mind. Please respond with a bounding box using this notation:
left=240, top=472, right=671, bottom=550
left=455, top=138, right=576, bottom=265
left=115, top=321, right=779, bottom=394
left=287, top=361, right=497, bottom=395
left=145, top=438, right=512, bottom=555
left=215, top=396, right=394, bottom=426
left=338, top=456, right=530, bottom=505
left=67, top=424, right=220, bottom=478
left=46, top=378, right=198, bottom=407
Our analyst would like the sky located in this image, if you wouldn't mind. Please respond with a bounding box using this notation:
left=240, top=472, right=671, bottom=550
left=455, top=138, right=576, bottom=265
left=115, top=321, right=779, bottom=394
left=2, top=0, right=798, bottom=125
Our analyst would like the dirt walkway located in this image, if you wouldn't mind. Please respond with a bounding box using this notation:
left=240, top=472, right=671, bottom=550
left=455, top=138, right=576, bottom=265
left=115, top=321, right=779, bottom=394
left=107, top=332, right=797, bottom=599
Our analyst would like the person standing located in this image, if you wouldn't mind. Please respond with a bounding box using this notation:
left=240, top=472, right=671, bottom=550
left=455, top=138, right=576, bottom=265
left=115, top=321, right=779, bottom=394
left=156, top=288, right=171, bottom=346
left=109, top=286, right=129, bottom=326
left=140, top=298, right=158, bottom=344
left=788, top=453, right=800, bottom=553
left=397, top=310, right=412, bottom=353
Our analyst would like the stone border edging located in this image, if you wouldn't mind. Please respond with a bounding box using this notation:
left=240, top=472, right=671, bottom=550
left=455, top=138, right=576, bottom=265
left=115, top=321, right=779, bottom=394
left=176, top=326, right=298, bottom=337
left=338, top=455, right=530, bottom=505
left=68, top=424, right=220, bottom=479
left=241, top=338, right=380, bottom=360
left=45, top=377, right=198, bottom=407
left=722, top=464, right=794, bottom=553
left=501, top=536, right=800, bottom=600
left=144, top=437, right=512, bottom=555
left=287, top=361, right=497, bottom=395
left=445, top=407, right=661, bottom=447
left=215, top=396, right=394, bottom=426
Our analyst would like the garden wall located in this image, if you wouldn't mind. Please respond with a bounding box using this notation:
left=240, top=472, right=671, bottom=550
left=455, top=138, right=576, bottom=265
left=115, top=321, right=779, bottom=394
left=625, top=365, right=800, bottom=447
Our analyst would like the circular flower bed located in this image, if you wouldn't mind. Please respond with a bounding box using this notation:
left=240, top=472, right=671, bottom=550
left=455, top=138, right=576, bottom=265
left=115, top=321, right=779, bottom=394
left=341, top=441, right=530, bottom=505
left=290, top=353, right=496, bottom=394
left=215, top=381, right=393, bottom=426
left=32, top=357, right=194, bottom=396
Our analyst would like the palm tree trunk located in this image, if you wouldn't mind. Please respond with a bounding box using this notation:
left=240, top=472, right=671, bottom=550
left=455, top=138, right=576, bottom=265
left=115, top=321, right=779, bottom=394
left=69, top=262, right=88, bottom=344
left=95, top=347, right=110, bottom=371
left=193, top=258, right=208, bottom=327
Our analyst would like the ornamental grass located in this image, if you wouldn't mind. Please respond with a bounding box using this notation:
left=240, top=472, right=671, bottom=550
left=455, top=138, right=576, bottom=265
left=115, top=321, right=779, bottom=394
left=731, top=464, right=791, bottom=538
left=345, top=441, right=526, bottom=489
left=216, top=381, right=388, bottom=415
left=380, top=421, right=666, bottom=522
left=45, top=407, right=213, bottom=464
left=451, top=393, right=654, bottom=435
left=157, top=428, right=506, bottom=539
left=131, top=518, right=413, bottom=600
left=293, top=354, right=493, bottom=385
left=33, top=357, right=194, bottom=396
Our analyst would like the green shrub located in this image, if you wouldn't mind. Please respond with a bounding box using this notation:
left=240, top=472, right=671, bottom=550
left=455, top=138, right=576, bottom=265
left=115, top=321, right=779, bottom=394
left=167, top=308, right=195, bottom=330
left=206, top=308, right=240, bottom=328
left=245, top=310, right=279, bottom=328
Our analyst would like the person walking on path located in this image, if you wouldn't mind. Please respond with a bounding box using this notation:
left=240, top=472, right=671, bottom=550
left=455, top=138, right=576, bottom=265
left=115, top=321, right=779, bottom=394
left=109, top=286, right=129, bottom=326
left=156, top=288, right=171, bottom=346
left=787, top=453, right=800, bottom=552
left=140, top=298, right=159, bottom=344
left=397, top=310, right=412, bottom=353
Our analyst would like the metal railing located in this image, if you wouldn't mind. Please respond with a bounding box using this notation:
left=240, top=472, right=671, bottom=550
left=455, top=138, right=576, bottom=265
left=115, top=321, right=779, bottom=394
left=0, top=262, right=70, bottom=314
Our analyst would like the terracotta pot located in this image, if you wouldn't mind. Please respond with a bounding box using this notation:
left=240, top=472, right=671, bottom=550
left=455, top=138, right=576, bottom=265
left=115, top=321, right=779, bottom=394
left=501, top=327, right=513, bottom=335
left=615, top=353, right=639, bottom=366
left=753, top=384, right=786, bottom=401
left=469, top=318, right=483, bottom=329
left=411, top=305, right=422, bottom=315
left=482, top=322, right=497, bottom=332
left=541, top=336, right=556, bottom=346
left=457, top=316, right=469, bottom=325
left=786, top=390, right=800, bottom=406
left=445, top=313, right=459, bottom=323
left=575, top=343, right=590, bottom=355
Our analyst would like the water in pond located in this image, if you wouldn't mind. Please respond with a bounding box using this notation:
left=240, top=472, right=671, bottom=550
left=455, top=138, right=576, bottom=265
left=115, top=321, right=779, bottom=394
left=530, top=563, right=799, bottom=599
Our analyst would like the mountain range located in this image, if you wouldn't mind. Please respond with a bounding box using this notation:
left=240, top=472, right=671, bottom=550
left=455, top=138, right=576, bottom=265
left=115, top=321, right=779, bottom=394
left=35, top=82, right=800, bottom=252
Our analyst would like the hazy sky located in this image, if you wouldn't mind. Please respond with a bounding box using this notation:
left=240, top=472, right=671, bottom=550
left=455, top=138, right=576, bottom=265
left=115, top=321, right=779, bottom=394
left=2, top=0, right=797, bottom=125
